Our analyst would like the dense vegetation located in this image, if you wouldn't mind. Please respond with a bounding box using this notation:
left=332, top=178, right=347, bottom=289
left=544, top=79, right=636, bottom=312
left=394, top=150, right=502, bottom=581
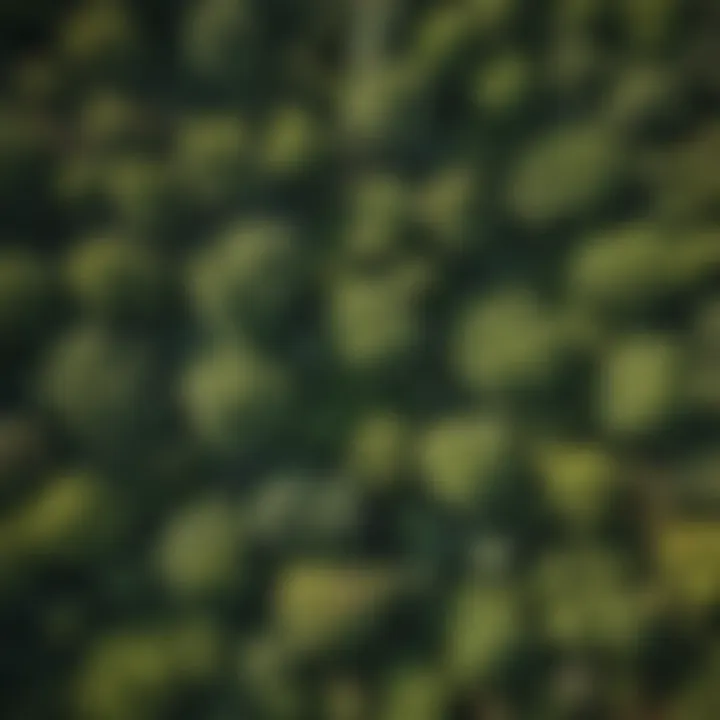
left=0, top=0, right=719, bottom=718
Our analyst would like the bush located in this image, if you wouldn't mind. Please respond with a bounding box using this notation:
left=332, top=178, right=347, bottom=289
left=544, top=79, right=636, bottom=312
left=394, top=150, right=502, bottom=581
left=0, top=249, right=53, bottom=348
left=101, top=157, right=177, bottom=234
left=40, top=325, right=158, bottom=446
left=412, top=165, right=479, bottom=253
left=472, top=53, right=530, bottom=117
left=188, top=219, right=301, bottom=335
left=64, top=235, right=165, bottom=322
left=534, top=442, right=619, bottom=530
left=60, top=0, right=141, bottom=80
left=507, top=122, right=622, bottom=228
left=154, top=497, right=244, bottom=600
left=567, top=223, right=671, bottom=315
left=175, top=115, right=251, bottom=206
left=444, top=582, right=522, bottom=684
left=533, top=549, right=645, bottom=651
left=380, top=664, right=447, bottom=720
left=453, top=288, right=566, bottom=395
left=346, top=412, right=411, bottom=490
left=181, top=0, right=255, bottom=88
left=180, top=341, right=291, bottom=453
left=598, top=335, right=685, bottom=438
left=273, top=563, right=403, bottom=653
left=2, top=0, right=720, bottom=715
left=418, top=413, right=516, bottom=510
left=328, top=265, right=430, bottom=373
left=344, top=174, right=410, bottom=262
left=260, top=106, right=321, bottom=179
left=0, top=471, right=115, bottom=572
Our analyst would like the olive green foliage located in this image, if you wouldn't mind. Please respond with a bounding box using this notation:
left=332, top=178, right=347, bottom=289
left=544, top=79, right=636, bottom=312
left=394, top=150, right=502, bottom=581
left=180, top=341, right=291, bottom=453
left=188, top=219, right=302, bottom=333
left=454, top=288, right=566, bottom=394
left=0, top=0, right=719, bottom=718
left=508, top=122, right=623, bottom=228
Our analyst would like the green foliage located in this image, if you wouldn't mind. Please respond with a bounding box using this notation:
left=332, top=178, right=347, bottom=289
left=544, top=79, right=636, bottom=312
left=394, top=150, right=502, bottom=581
left=670, top=646, right=720, bottom=719
left=605, top=64, right=677, bottom=132
left=534, top=549, right=645, bottom=651
left=546, top=34, right=604, bottom=98
left=11, top=56, right=65, bottom=109
left=444, top=582, right=522, bottom=683
left=655, top=124, right=720, bottom=219
left=322, top=678, right=370, bottom=720
left=60, top=0, right=140, bottom=77
left=534, top=442, right=619, bottom=530
left=0, top=471, right=115, bottom=575
left=468, top=0, right=517, bottom=35
left=175, top=115, right=251, bottom=206
left=0, top=249, right=53, bottom=346
left=76, top=621, right=221, bottom=720
left=616, top=0, right=679, bottom=51
left=413, top=6, right=472, bottom=75
left=188, top=219, right=301, bottom=334
left=244, top=474, right=314, bottom=549
left=507, top=122, right=622, bottom=227
left=260, top=106, right=321, bottom=178
left=453, top=288, right=566, bottom=394
left=0, top=418, right=46, bottom=494
left=667, top=227, right=720, bottom=289
left=418, top=413, right=515, bottom=509
left=65, top=235, right=165, bottom=322
left=687, top=298, right=720, bottom=411
left=155, top=497, right=244, bottom=599
left=473, top=53, right=530, bottom=116
left=246, top=473, right=364, bottom=552
left=657, top=521, right=720, bottom=609
left=237, top=634, right=304, bottom=718
left=273, top=563, right=403, bottom=653
left=40, top=325, right=157, bottom=445
left=344, top=174, right=409, bottom=261
left=380, top=664, right=447, bottom=720
left=0, top=111, right=51, bottom=196
left=180, top=341, right=291, bottom=452
left=346, top=411, right=410, bottom=490
left=599, top=335, right=684, bottom=438
left=102, top=157, right=177, bottom=233
left=567, top=223, right=671, bottom=314
left=1, top=0, right=719, bottom=716
left=412, top=165, right=479, bottom=252
left=78, top=91, right=145, bottom=153
left=328, top=263, right=432, bottom=372
left=182, top=0, right=254, bottom=86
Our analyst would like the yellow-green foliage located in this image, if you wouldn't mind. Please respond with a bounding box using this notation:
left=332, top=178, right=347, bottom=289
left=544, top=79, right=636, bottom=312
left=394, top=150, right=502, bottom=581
left=534, top=442, right=618, bottom=529
left=380, top=664, right=447, bottom=720
left=418, top=413, right=515, bottom=508
left=40, top=326, right=156, bottom=443
left=445, top=582, right=522, bottom=683
left=155, top=497, right=244, bottom=599
left=454, top=288, right=566, bottom=393
left=1, top=0, right=719, bottom=716
left=347, top=411, right=411, bottom=489
left=508, top=122, right=622, bottom=227
left=599, top=335, right=684, bottom=437
left=329, top=264, right=431, bottom=372
left=180, top=341, right=291, bottom=451
left=65, top=235, right=164, bottom=320
left=188, top=219, right=300, bottom=332
left=568, top=223, right=671, bottom=313
left=274, top=563, right=403, bottom=652
left=175, top=115, right=251, bottom=204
